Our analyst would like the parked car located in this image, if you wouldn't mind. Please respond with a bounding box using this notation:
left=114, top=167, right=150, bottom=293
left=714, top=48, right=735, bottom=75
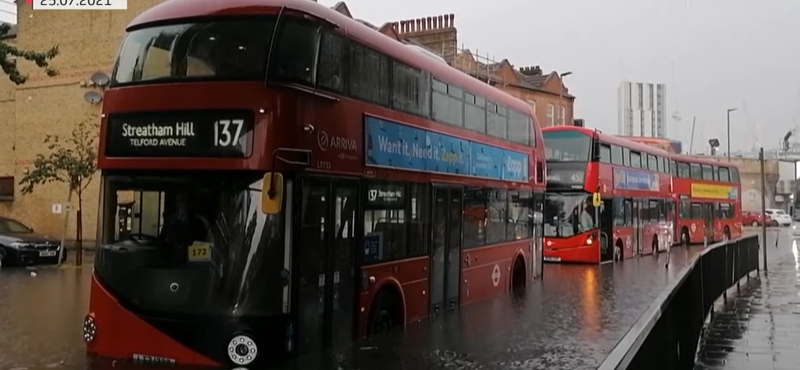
left=742, top=211, right=773, bottom=227
left=0, top=216, right=66, bottom=267
left=764, top=209, right=793, bottom=227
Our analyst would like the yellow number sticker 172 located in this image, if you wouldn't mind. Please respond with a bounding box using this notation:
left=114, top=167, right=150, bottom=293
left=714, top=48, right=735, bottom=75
left=188, top=241, right=212, bottom=262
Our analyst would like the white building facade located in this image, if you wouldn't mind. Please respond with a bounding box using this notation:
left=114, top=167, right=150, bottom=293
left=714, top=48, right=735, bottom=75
left=617, top=81, right=667, bottom=138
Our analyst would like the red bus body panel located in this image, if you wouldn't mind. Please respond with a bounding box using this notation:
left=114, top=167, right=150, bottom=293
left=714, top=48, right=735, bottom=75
left=86, top=273, right=218, bottom=367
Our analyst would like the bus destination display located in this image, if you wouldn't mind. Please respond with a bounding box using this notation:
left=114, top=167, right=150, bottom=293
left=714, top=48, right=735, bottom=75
left=105, top=110, right=254, bottom=158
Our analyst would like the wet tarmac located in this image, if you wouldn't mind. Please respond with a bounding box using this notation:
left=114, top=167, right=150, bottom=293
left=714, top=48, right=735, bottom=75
left=0, top=228, right=781, bottom=370
left=694, top=229, right=800, bottom=370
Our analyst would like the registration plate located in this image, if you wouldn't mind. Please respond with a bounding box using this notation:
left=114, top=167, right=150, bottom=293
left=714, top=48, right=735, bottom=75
left=543, top=256, right=561, bottom=262
left=39, top=250, right=57, bottom=257
left=187, top=242, right=212, bottom=262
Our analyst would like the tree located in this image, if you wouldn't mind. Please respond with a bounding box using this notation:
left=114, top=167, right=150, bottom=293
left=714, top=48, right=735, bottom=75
left=0, top=23, right=59, bottom=85
left=19, top=116, right=98, bottom=266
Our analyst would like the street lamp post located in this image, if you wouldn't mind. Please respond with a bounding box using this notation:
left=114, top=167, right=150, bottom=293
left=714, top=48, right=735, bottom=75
left=726, top=108, right=737, bottom=161
left=559, top=71, right=572, bottom=126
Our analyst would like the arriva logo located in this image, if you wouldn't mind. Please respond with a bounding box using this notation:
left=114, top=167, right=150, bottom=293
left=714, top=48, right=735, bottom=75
left=317, top=130, right=357, bottom=152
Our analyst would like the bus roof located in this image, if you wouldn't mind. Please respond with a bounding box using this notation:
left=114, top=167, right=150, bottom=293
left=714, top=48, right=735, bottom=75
left=671, top=153, right=740, bottom=169
left=128, top=0, right=535, bottom=119
left=542, top=126, right=672, bottom=157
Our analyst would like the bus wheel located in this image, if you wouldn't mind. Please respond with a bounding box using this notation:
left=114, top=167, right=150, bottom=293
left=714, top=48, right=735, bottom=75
left=614, top=240, right=623, bottom=262
left=723, top=227, right=731, bottom=241
left=681, top=228, right=690, bottom=247
left=368, top=290, right=400, bottom=337
left=751, top=221, right=758, bottom=227
left=511, top=257, right=527, bottom=292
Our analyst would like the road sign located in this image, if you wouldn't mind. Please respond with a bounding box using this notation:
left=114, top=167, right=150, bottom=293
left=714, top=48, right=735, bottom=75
left=592, top=192, right=602, bottom=207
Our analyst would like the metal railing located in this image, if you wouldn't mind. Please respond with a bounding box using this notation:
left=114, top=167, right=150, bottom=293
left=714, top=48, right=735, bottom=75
left=597, top=234, right=760, bottom=370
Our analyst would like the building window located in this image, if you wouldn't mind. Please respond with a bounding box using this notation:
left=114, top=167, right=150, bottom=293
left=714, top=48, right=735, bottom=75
left=526, top=100, right=536, bottom=114
left=0, top=177, right=13, bottom=200
left=547, top=104, right=554, bottom=126
left=560, top=106, right=565, bottom=125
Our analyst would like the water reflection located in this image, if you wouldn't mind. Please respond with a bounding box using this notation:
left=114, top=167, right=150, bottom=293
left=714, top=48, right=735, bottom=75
left=580, top=268, right=600, bottom=340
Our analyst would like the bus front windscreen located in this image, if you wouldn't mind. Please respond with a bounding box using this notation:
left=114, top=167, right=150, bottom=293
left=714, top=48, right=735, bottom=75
left=542, top=130, right=593, bottom=162
left=95, top=172, right=287, bottom=317
left=544, top=192, right=597, bottom=237
left=112, top=17, right=276, bottom=85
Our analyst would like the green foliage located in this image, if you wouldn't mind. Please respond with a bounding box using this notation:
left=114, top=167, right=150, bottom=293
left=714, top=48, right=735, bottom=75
left=0, top=23, right=59, bottom=85
left=19, top=116, right=98, bottom=199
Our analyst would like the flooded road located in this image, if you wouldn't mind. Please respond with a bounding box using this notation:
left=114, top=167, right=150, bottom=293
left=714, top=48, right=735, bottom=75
left=0, top=229, right=777, bottom=370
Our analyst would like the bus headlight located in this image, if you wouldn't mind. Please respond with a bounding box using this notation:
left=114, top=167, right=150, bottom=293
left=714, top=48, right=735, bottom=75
left=83, top=315, right=96, bottom=343
left=228, top=335, right=257, bottom=365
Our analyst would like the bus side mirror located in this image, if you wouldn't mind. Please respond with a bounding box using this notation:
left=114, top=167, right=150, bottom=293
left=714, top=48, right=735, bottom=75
left=261, top=172, right=284, bottom=214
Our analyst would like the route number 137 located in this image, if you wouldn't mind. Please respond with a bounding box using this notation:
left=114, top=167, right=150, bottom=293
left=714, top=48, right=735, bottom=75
left=213, top=119, right=244, bottom=147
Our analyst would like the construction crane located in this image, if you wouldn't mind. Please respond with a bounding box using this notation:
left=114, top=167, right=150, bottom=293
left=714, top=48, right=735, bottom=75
left=742, top=101, right=757, bottom=152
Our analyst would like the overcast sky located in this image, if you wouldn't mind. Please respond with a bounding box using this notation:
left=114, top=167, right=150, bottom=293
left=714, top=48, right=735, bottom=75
left=331, top=0, right=800, bottom=154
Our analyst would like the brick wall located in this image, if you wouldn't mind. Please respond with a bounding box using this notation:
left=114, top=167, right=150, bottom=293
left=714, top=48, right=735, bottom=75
left=0, top=1, right=165, bottom=241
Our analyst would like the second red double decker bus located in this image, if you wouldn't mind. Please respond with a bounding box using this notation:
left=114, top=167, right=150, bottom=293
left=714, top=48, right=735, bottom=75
left=541, top=126, right=673, bottom=263
left=84, top=0, right=546, bottom=368
left=669, top=154, right=743, bottom=245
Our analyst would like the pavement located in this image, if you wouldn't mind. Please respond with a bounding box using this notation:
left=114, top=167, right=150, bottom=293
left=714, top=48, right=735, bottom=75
left=694, top=227, right=800, bottom=370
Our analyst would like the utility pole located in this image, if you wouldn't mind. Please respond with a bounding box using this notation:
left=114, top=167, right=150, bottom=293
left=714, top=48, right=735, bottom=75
left=689, top=117, right=696, bottom=154
left=559, top=71, right=572, bottom=126
left=727, top=108, right=737, bottom=161
left=759, top=147, right=767, bottom=271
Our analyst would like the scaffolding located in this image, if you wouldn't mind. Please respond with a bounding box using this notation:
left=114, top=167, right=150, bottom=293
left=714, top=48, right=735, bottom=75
left=454, top=44, right=505, bottom=86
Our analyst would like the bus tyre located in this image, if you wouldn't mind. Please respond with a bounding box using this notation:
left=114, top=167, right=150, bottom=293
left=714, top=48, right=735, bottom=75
left=368, top=290, right=400, bottom=336
left=681, top=228, right=690, bottom=247
left=723, top=227, right=731, bottom=241
left=751, top=221, right=758, bottom=227
left=511, top=257, right=526, bottom=292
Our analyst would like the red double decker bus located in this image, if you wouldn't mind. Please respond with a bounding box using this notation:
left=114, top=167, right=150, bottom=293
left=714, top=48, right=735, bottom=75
left=84, top=0, right=545, bottom=367
left=669, top=155, right=743, bottom=245
left=541, top=127, right=673, bottom=263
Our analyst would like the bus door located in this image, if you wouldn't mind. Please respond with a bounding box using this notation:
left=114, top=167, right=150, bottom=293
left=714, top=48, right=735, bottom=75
left=631, top=198, right=642, bottom=255
left=599, top=198, right=614, bottom=263
left=295, top=177, right=359, bottom=354
left=430, top=186, right=463, bottom=314
left=703, top=203, right=715, bottom=242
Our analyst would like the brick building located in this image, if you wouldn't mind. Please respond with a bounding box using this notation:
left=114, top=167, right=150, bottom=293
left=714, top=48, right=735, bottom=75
left=381, top=14, right=576, bottom=128
left=0, top=1, right=164, bottom=242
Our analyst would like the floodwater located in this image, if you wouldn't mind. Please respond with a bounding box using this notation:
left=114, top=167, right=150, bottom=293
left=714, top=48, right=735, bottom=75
left=0, top=229, right=780, bottom=370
